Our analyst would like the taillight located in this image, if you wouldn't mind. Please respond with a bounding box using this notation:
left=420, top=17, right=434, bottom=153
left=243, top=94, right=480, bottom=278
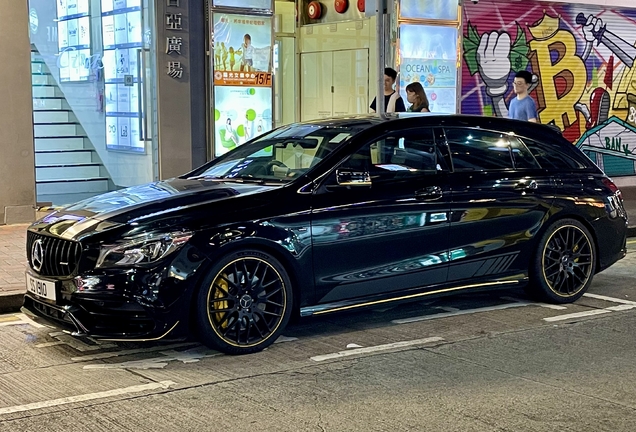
left=602, top=177, right=622, bottom=199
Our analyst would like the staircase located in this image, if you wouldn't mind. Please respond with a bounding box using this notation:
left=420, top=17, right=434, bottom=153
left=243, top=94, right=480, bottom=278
left=31, top=50, right=111, bottom=206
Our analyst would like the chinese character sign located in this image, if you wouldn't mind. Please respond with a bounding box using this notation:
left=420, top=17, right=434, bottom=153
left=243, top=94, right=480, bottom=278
left=166, top=13, right=183, bottom=30
left=166, top=36, right=183, bottom=54
left=212, top=14, right=272, bottom=86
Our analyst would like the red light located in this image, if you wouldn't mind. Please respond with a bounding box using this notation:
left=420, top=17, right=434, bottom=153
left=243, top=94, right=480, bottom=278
left=602, top=177, right=622, bottom=198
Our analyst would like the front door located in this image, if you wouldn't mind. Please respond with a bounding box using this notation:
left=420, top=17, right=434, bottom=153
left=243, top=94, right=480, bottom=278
left=310, top=128, right=451, bottom=304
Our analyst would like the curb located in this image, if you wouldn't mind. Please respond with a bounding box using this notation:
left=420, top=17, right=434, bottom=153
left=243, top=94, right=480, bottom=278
left=628, top=226, right=636, bottom=238
left=0, top=293, right=24, bottom=314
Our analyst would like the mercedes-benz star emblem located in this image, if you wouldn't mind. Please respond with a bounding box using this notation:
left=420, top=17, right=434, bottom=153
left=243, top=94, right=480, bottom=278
left=239, top=294, right=253, bottom=309
left=32, top=239, right=44, bottom=272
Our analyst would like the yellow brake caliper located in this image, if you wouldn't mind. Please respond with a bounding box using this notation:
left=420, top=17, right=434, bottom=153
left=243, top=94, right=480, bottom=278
left=213, top=273, right=230, bottom=329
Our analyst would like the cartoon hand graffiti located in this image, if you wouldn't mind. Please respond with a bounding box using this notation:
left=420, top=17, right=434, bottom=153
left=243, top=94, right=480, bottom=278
left=581, top=14, right=602, bottom=44
left=476, top=31, right=512, bottom=98
left=577, top=13, right=636, bottom=68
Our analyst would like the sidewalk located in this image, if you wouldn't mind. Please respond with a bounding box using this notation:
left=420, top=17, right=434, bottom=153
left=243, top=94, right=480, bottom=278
left=1, top=192, right=636, bottom=314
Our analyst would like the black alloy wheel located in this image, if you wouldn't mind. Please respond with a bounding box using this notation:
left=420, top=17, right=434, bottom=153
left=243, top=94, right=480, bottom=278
left=530, top=218, right=596, bottom=303
left=195, top=250, right=293, bottom=354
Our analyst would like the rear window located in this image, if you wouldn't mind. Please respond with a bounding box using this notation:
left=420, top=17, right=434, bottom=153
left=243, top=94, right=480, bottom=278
left=522, top=138, right=588, bottom=170
left=444, top=128, right=514, bottom=171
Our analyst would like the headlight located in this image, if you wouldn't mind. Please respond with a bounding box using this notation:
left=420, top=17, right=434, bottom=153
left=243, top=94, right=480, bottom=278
left=96, top=230, right=193, bottom=268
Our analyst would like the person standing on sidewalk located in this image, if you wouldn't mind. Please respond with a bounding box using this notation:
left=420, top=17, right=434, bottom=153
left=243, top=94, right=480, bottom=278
left=509, top=70, right=538, bottom=122
left=405, top=82, right=430, bottom=113
left=370, top=67, right=406, bottom=113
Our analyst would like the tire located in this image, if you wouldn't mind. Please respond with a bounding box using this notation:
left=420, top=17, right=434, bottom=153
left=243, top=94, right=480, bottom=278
left=528, top=218, right=596, bottom=304
left=195, top=249, right=293, bottom=355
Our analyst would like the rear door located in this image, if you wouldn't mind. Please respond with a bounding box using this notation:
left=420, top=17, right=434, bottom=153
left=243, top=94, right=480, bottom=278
left=443, top=127, right=555, bottom=283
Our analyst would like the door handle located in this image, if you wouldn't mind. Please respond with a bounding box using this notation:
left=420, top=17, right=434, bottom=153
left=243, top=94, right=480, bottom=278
left=514, top=180, right=538, bottom=191
left=415, top=186, right=443, bottom=200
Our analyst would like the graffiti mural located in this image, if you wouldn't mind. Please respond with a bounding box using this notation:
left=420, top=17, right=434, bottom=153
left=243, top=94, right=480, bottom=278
left=462, top=2, right=636, bottom=176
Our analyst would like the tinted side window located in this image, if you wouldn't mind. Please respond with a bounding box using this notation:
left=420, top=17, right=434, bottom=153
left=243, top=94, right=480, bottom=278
left=509, top=137, right=541, bottom=169
left=522, top=139, right=586, bottom=170
left=444, top=128, right=513, bottom=171
left=341, top=128, right=444, bottom=178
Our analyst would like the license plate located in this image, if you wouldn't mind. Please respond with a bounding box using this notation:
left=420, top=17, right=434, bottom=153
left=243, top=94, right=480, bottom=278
left=26, top=272, right=56, bottom=302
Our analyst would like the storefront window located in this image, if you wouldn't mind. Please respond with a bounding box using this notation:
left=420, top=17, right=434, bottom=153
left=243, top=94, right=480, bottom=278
left=28, top=0, right=158, bottom=205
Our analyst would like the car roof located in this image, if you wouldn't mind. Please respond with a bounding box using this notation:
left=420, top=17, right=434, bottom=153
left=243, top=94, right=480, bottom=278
left=296, top=114, right=563, bottom=141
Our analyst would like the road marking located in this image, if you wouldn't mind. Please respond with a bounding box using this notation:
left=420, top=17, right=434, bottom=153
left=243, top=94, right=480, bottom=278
left=0, top=381, right=176, bottom=415
left=83, top=347, right=220, bottom=370
left=543, top=309, right=612, bottom=322
left=583, top=293, right=636, bottom=305
left=606, top=304, right=636, bottom=312
left=310, top=337, right=444, bottom=362
left=0, top=313, right=45, bottom=328
left=71, top=342, right=199, bottom=362
left=392, top=302, right=533, bottom=324
left=35, top=341, right=67, bottom=348
left=274, top=335, right=298, bottom=344
left=500, top=297, right=568, bottom=310
left=0, top=315, right=20, bottom=323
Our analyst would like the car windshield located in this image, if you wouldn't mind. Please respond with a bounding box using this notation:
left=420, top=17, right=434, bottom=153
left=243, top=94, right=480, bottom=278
left=185, top=124, right=359, bottom=183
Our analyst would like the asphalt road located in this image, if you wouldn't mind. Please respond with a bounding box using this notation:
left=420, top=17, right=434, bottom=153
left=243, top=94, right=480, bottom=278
left=1, top=241, right=636, bottom=431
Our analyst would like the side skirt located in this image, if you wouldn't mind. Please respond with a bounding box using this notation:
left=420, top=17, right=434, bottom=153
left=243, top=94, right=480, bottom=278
left=299, top=278, right=528, bottom=317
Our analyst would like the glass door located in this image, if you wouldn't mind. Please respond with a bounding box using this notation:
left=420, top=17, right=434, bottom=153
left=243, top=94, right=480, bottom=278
left=274, top=36, right=296, bottom=128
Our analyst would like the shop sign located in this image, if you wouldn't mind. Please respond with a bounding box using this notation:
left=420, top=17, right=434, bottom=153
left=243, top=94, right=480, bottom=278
left=212, top=14, right=272, bottom=87
left=165, top=0, right=186, bottom=79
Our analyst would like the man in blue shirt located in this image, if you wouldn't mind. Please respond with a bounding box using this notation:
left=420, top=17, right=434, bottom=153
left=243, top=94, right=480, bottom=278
left=509, top=71, right=538, bottom=122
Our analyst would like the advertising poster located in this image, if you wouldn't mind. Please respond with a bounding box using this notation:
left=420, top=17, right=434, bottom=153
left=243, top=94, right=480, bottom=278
left=212, top=14, right=272, bottom=86
left=213, top=0, right=272, bottom=10
left=213, top=86, right=273, bottom=156
left=399, top=24, right=458, bottom=113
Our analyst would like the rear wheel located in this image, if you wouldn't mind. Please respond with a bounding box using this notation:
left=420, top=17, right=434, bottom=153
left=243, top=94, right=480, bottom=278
left=195, top=250, right=293, bottom=354
left=529, top=219, right=596, bottom=303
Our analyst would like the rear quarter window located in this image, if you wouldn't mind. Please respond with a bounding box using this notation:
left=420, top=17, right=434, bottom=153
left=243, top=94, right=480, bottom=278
left=521, top=138, right=589, bottom=170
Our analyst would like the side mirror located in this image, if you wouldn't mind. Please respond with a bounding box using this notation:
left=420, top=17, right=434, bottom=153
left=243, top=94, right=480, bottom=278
left=335, top=168, right=372, bottom=187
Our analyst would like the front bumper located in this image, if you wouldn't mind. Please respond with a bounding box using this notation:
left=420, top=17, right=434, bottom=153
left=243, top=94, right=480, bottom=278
left=21, top=264, right=198, bottom=341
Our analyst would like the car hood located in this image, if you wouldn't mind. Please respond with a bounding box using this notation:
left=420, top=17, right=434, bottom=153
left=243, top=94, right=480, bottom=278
left=31, top=178, right=279, bottom=240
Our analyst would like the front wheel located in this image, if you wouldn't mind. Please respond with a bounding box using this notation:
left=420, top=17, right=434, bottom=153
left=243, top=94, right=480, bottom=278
left=195, top=250, right=293, bottom=355
left=529, top=219, right=596, bottom=304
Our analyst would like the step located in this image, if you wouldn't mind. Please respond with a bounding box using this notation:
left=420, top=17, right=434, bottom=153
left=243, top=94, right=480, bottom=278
left=33, top=111, right=70, bottom=123
left=37, top=178, right=110, bottom=195
left=34, top=137, right=86, bottom=151
left=33, top=98, right=65, bottom=110
left=35, top=150, right=93, bottom=165
left=32, top=86, right=62, bottom=98
left=36, top=164, right=102, bottom=181
left=32, top=74, right=54, bottom=85
left=31, top=63, right=48, bottom=74
left=34, top=124, right=79, bottom=137
left=36, top=191, right=108, bottom=206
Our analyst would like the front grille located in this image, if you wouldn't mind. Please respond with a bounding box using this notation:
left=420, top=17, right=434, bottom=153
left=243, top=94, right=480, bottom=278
left=26, top=231, right=82, bottom=277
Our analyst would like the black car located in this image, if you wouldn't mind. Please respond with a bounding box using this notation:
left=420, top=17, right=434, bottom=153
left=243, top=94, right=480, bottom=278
left=23, top=114, right=627, bottom=354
